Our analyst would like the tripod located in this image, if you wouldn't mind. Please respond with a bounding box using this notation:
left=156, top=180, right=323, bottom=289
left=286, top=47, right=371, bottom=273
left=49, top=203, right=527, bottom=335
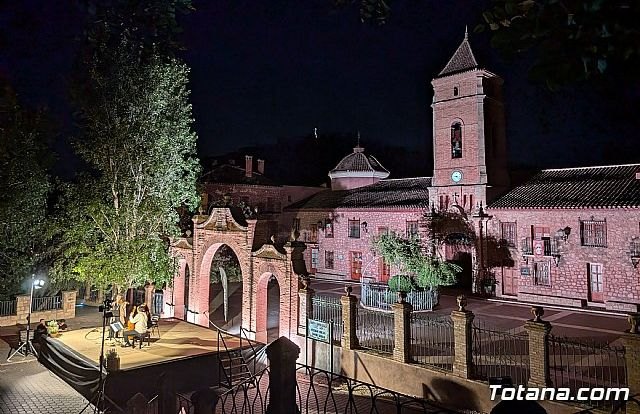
left=7, top=275, right=43, bottom=362
left=79, top=300, right=111, bottom=414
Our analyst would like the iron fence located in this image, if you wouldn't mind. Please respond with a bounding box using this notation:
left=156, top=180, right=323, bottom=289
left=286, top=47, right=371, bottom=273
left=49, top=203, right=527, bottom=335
left=212, top=363, right=457, bottom=413
left=549, top=335, right=627, bottom=411
left=360, top=282, right=437, bottom=312
left=153, top=292, right=163, bottom=315
left=31, top=295, right=62, bottom=312
left=311, top=295, right=343, bottom=343
left=356, top=307, right=394, bottom=354
left=410, top=315, right=454, bottom=371
left=472, top=322, right=530, bottom=385
left=0, top=299, right=17, bottom=316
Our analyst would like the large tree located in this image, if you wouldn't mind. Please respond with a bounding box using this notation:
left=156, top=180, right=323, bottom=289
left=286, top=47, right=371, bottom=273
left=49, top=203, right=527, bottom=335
left=0, top=79, right=52, bottom=298
left=54, top=38, right=200, bottom=291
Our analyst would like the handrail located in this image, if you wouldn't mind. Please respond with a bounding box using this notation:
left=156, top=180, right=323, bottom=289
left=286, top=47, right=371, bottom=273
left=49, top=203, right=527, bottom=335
left=203, top=311, right=260, bottom=385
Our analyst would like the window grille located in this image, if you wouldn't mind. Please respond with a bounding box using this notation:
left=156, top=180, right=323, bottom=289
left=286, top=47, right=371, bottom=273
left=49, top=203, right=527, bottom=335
left=534, top=261, right=551, bottom=286
left=500, top=222, right=517, bottom=247
left=325, top=251, right=334, bottom=269
left=580, top=219, right=607, bottom=247
left=349, top=219, right=360, bottom=238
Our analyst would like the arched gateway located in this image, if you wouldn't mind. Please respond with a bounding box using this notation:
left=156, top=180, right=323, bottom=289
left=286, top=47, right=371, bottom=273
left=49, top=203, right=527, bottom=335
left=165, top=208, right=299, bottom=342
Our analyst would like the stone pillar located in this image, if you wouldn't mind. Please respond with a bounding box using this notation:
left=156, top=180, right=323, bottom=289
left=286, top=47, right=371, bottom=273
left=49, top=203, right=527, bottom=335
left=298, top=277, right=314, bottom=335
left=450, top=295, right=475, bottom=378
left=623, top=313, right=640, bottom=414
left=144, top=284, right=155, bottom=312
left=392, top=292, right=412, bottom=363
left=62, top=291, right=77, bottom=318
left=266, top=337, right=301, bottom=414
left=16, top=295, right=30, bottom=324
left=341, top=286, right=358, bottom=350
left=524, top=306, right=552, bottom=387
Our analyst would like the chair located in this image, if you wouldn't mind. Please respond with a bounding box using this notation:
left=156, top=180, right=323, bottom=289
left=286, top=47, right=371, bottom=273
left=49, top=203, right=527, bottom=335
left=132, top=331, right=151, bottom=349
left=150, top=315, right=160, bottom=337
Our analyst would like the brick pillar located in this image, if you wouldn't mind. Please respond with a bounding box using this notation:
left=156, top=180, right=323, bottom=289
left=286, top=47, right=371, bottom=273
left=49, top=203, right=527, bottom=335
left=298, top=277, right=314, bottom=335
left=524, top=306, right=552, bottom=387
left=266, top=336, right=300, bottom=414
left=16, top=295, right=30, bottom=325
left=62, top=291, right=77, bottom=318
left=450, top=295, right=475, bottom=378
left=623, top=313, right=640, bottom=414
left=341, top=286, right=358, bottom=350
left=392, top=292, right=412, bottom=363
left=144, top=284, right=155, bottom=312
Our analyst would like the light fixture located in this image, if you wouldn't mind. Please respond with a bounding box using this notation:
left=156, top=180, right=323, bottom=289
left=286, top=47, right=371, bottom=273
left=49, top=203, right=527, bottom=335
left=556, top=226, right=571, bottom=242
left=8, top=275, right=46, bottom=361
left=361, top=221, right=368, bottom=233
left=632, top=257, right=640, bottom=269
left=552, top=253, right=561, bottom=267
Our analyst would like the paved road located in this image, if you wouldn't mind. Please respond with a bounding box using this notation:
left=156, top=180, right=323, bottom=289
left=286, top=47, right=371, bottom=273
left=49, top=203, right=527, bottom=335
left=310, top=278, right=631, bottom=346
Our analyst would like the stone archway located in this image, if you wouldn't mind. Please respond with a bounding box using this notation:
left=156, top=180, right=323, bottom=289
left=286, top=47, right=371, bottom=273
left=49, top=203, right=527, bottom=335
left=167, top=208, right=301, bottom=343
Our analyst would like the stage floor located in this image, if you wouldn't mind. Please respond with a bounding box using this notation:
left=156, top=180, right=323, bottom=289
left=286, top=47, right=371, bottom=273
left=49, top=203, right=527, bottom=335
left=55, top=318, right=242, bottom=370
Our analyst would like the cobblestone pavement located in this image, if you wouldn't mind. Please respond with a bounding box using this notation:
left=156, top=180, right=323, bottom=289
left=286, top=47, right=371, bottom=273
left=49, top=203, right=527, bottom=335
left=0, top=359, right=90, bottom=414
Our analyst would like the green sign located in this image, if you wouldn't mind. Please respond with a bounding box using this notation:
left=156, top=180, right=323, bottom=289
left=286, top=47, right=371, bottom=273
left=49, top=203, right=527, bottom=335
left=307, top=319, right=330, bottom=343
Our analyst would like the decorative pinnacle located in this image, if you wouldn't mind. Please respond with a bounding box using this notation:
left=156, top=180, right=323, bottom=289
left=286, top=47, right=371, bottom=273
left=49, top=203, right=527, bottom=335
left=464, top=25, right=468, bottom=39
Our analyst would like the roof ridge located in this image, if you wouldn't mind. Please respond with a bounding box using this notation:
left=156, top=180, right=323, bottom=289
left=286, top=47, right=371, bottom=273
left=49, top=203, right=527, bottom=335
left=542, top=163, right=640, bottom=172
left=381, top=176, right=432, bottom=181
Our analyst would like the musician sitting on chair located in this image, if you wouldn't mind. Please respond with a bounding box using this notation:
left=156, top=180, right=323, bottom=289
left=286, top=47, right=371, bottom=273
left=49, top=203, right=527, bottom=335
left=122, top=306, right=148, bottom=348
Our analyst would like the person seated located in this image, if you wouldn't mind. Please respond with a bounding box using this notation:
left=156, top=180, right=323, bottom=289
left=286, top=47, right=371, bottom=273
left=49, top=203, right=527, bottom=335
left=58, top=319, right=68, bottom=331
left=33, top=319, right=48, bottom=343
left=122, top=306, right=148, bottom=348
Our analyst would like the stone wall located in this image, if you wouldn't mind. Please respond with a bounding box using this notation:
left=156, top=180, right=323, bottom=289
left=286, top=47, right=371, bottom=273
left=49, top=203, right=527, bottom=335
left=0, top=291, right=76, bottom=327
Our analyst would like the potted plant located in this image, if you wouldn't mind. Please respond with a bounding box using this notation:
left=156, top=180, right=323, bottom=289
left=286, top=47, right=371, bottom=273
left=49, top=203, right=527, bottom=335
left=105, top=348, right=120, bottom=371
left=481, top=274, right=498, bottom=295
left=46, top=320, right=60, bottom=337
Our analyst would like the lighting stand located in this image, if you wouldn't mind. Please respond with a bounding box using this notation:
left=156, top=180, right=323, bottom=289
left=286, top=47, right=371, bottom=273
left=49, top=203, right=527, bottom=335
left=7, top=275, right=40, bottom=361
left=79, top=300, right=111, bottom=414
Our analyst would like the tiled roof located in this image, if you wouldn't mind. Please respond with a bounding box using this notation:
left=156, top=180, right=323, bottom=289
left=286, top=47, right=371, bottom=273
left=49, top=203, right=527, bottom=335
left=285, top=177, right=432, bottom=210
left=488, top=164, right=640, bottom=209
left=438, top=32, right=478, bottom=77
left=201, top=164, right=278, bottom=186
left=330, top=147, right=389, bottom=174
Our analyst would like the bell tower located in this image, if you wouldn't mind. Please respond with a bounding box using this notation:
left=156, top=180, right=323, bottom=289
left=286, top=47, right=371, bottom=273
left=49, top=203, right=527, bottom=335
left=430, top=29, right=509, bottom=212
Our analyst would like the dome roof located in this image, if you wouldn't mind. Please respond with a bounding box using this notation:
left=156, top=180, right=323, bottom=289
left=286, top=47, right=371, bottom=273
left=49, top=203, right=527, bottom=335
left=329, top=146, right=389, bottom=176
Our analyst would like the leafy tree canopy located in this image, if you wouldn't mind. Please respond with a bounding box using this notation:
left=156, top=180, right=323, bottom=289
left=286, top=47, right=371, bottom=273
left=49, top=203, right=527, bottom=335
left=0, top=78, right=53, bottom=298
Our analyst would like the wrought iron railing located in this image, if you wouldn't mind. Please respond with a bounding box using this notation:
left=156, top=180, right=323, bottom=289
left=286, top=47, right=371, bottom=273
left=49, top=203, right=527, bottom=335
left=356, top=307, right=394, bottom=354
left=472, top=322, right=530, bottom=385
left=360, top=282, right=437, bottom=312
left=549, top=335, right=627, bottom=411
left=410, top=315, right=454, bottom=371
left=0, top=299, right=17, bottom=316
left=311, top=295, right=343, bottom=343
left=31, top=295, right=62, bottom=312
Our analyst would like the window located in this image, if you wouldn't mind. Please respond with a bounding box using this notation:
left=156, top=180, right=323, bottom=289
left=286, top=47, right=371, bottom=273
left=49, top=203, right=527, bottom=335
left=348, top=219, right=360, bottom=238
left=453, top=86, right=459, bottom=96
left=325, top=219, right=334, bottom=238
left=325, top=251, right=334, bottom=269
left=350, top=252, right=363, bottom=280
left=378, top=226, right=389, bottom=236
left=580, top=219, right=607, bottom=247
left=266, top=197, right=274, bottom=212
left=451, top=122, right=462, bottom=158
left=532, top=226, right=552, bottom=256
left=406, top=220, right=419, bottom=238
left=534, top=261, right=551, bottom=286
left=379, top=258, right=391, bottom=282
left=310, top=224, right=318, bottom=243
left=293, top=218, right=300, bottom=232
left=311, top=248, right=319, bottom=272
left=500, top=222, right=517, bottom=247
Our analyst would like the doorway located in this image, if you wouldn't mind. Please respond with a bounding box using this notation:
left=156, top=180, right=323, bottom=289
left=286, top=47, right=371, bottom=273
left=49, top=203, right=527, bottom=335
left=183, top=264, right=190, bottom=321
left=588, top=263, right=604, bottom=303
left=266, top=275, right=280, bottom=342
left=502, top=267, right=518, bottom=296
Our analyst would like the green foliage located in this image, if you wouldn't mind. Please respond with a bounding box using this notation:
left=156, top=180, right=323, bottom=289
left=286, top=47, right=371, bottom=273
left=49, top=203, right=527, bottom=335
left=387, top=274, right=415, bottom=293
left=209, top=245, right=242, bottom=284
left=54, top=37, right=200, bottom=290
left=332, top=0, right=392, bottom=24
left=0, top=80, right=53, bottom=298
left=477, top=0, right=640, bottom=88
left=373, top=232, right=460, bottom=289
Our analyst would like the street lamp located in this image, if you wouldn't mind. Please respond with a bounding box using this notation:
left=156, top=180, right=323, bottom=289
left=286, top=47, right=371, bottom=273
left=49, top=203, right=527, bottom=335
left=7, top=274, right=45, bottom=361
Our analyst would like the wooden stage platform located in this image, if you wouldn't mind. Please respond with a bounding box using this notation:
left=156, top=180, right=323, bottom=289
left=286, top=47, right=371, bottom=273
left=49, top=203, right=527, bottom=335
left=56, top=318, right=243, bottom=370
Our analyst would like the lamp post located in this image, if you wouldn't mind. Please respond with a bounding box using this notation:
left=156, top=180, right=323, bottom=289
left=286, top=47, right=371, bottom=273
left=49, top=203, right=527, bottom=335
left=472, top=203, right=493, bottom=295
left=7, top=274, right=45, bottom=361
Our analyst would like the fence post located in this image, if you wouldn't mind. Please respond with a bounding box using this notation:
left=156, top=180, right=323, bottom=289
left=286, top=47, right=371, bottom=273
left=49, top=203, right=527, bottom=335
left=623, top=313, right=640, bottom=414
left=266, top=336, right=301, bottom=414
left=392, top=292, right=412, bottom=363
left=523, top=306, right=552, bottom=387
left=298, top=277, right=314, bottom=335
left=341, top=286, right=359, bottom=350
left=450, top=295, right=475, bottom=379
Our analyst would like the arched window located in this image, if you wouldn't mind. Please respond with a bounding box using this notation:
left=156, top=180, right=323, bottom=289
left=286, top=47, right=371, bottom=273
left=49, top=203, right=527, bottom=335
left=453, top=86, right=459, bottom=96
left=451, top=122, right=462, bottom=158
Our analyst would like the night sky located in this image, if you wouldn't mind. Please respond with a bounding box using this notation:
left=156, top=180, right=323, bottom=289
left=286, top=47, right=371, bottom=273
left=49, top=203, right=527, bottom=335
left=1, top=1, right=638, bottom=181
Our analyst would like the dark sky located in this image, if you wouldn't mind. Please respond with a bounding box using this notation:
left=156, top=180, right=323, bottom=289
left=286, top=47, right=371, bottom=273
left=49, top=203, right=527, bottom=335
left=1, top=1, right=638, bottom=179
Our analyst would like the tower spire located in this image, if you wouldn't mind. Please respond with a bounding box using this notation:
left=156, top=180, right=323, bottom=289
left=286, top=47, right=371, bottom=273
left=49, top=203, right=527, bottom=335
left=464, top=25, right=468, bottom=39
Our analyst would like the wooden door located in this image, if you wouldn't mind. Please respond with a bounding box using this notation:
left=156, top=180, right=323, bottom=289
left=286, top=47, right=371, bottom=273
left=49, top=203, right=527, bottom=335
left=350, top=252, right=362, bottom=281
left=502, top=267, right=518, bottom=296
left=588, top=263, right=604, bottom=302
